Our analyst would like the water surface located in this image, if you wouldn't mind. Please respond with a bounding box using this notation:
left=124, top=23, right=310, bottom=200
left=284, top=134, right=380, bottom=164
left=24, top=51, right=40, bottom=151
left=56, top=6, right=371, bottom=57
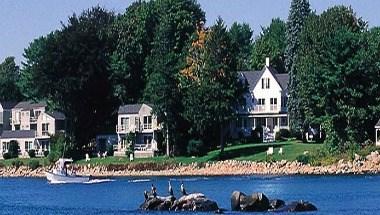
left=0, top=175, right=379, bottom=214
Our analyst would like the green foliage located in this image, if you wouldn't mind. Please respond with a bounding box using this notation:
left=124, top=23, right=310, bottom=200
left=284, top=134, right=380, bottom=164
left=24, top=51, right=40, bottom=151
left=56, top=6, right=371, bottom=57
left=285, top=0, right=311, bottom=134
left=0, top=56, right=23, bottom=101
left=187, top=139, right=206, bottom=156
left=275, top=131, right=281, bottom=142
left=48, top=133, right=68, bottom=163
left=296, top=154, right=310, bottom=164
left=21, top=6, right=118, bottom=149
left=11, top=160, right=23, bottom=168
left=229, top=22, right=253, bottom=71
left=106, top=145, right=114, bottom=157
left=28, top=149, right=36, bottom=158
left=8, top=141, right=19, bottom=158
left=43, top=151, right=49, bottom=157
left=28, top=160, right=40, bottom=170
left=251, top=18, right=286, bottom=73
left=2, top=153, right=11, bottom=160
left=279, top=129, right=291, bottom=139
left=295, top=6, right=379, bottom=152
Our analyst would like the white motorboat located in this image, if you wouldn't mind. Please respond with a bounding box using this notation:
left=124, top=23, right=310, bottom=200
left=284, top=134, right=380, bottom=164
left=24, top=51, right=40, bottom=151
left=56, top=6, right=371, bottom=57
left=46, top=158, right=90, bottom=183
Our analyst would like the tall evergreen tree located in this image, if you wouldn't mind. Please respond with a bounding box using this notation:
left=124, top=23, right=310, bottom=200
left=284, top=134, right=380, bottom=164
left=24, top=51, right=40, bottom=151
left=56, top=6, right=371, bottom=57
left=0, top=57, right=23, bottom=101
left=228, top=22, right=253, bottom=71
left=251, top=18, right=286, bottom=73
left=285, top=0, right=311, bottom=136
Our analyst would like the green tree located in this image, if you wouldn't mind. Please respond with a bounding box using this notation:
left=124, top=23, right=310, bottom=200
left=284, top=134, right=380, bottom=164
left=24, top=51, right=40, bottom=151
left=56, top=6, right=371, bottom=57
left=251, top=18, right=286, bottom=73
left=285, top=0, right=311, bottom=136
left=180, top=18, right=244, bottom=154
left=143, top=0, right=205, bottom=155
left=229, top=22, right=253, bottom=71
left=296, top=6, right=379, bottom=152
left=110, top=1, right=157, bottom=104
left=0, top=57, right=23, bottom=101
left=20, top=7, right=117, bottom=150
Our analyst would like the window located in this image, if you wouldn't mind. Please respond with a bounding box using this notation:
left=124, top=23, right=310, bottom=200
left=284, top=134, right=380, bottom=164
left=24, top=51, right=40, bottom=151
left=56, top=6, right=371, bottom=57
left=261, top=78, right=270, bottom=89
left=256, top=99, right=265, bottom=112
left=143, top=116, right=152, bottom=129
left=270, top=98, right=278, bottom=111
left=42, top=123, right=49, bottom=136
left=25, top=141, right=33, bottom=151
left=121, top=117, right=129, bottom=130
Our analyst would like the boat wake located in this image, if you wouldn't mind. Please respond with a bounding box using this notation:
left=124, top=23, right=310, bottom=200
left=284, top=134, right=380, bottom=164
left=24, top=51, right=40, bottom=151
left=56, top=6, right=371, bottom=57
left=128, top=179, right=151, bottom=183
left=49, top=179, right=115, bottom=184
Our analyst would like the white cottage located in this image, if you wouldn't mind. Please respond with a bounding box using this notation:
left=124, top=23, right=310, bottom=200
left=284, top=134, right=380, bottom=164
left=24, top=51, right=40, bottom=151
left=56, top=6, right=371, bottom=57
left=232, top=58, right=289, bottom=141
left=115, top=104, right=160, bottom=158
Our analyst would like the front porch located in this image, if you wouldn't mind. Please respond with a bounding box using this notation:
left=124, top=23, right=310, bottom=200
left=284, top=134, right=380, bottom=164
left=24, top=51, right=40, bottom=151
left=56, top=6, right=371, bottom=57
left=115, top=132, right=158, bottom=158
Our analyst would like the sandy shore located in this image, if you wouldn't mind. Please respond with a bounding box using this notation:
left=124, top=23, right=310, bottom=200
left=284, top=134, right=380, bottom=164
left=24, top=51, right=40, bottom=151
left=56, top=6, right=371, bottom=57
left=2, top=151, right=380, bottom=178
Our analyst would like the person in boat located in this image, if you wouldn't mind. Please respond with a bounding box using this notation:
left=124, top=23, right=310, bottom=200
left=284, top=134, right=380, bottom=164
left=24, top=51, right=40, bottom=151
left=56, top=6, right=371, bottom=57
left=168, top=181, right=174, bottom=196
left=151, top=184, right=157, bottom=198
left=180, top=181, right=187, bottom=195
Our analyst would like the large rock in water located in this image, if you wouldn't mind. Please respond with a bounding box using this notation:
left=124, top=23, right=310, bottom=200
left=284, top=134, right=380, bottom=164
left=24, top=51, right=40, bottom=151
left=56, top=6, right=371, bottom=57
left=239, top=192, right=270, bottom=211
left=140, top=198, right=164, bottom=210
left=274, top=201, right=317, bottom=212
left=269, top=199, right=285, bottom=210
left=231, top=191, right=244, bottom=211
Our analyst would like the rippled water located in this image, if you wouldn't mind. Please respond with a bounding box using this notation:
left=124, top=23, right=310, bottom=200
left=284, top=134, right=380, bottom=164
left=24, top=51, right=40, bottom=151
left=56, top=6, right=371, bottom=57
left=0, top=175, right=379, bottom=214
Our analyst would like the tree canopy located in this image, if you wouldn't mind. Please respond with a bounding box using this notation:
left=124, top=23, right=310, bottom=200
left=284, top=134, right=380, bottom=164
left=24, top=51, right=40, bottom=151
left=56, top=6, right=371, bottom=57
left=0, top=57, right=23, bottom=101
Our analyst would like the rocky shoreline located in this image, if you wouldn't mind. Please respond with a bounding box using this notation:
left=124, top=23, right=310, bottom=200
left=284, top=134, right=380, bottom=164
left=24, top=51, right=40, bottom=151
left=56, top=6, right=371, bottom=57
left=2, top=151, right=380, bottom=178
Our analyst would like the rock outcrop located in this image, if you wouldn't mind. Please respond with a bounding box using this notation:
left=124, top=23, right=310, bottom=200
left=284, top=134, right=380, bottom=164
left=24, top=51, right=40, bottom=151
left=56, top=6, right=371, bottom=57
left=231, top=191, right=317, bottom=213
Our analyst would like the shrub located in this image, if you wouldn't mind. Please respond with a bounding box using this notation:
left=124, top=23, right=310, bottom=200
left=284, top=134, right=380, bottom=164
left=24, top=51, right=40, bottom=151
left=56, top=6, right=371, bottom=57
left=107, top=144, right=114, bottom=156
left=11, top=160, right=23, bottom=168
left=43, top=151, right=49, bottom=157
left=296, top=154, right=311, bottom=164
left=28, top=149, right=36, bottom=158
left=279, top=129, right=291, bottom=139
left=8, top=141, right=19, bottom=158
left=2, top=152, right=11, bottom=160
left=252, top=127, right=263, bottom=142
left=28, top=160, right=40, bottom=170
left=187, top=139, right=206, bottom=156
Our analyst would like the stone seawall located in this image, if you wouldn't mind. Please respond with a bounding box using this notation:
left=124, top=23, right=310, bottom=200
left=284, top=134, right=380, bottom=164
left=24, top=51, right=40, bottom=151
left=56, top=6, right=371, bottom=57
left=2, top=151, right=380, bottom=177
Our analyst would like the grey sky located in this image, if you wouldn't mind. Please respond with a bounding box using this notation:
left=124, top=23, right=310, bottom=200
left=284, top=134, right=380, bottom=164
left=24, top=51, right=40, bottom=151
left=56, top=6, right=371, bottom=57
left=1, top=0, right=379, bottom=65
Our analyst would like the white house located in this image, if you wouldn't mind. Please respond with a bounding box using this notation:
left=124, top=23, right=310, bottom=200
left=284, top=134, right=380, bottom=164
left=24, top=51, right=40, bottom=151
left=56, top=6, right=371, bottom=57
left=0, top=101, right=66, bottom=158
left=231, top=58, right=289, bottom=141
left=115, top=104, right=160, bottom=158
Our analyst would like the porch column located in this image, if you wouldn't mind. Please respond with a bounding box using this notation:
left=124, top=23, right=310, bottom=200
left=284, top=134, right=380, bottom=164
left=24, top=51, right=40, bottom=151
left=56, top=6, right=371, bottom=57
left=253, top=117, right=256, bottom=129
left=265, top=118, right=268, bottom=128
left=277, top=117, right=280, bottom=129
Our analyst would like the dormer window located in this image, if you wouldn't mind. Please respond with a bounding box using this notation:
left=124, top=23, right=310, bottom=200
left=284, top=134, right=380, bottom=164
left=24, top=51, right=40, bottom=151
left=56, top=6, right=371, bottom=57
left=261, top=78, right=270, bottom=89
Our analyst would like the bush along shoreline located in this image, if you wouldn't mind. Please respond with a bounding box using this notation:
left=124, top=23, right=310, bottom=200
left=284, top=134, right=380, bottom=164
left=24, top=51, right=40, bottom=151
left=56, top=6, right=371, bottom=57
left=2, top=151, right=380, bottom=177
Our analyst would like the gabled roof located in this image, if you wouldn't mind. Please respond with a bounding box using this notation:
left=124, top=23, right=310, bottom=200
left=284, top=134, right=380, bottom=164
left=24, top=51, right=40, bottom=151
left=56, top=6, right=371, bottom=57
left=376, top=119, right=380, bottom=128
left=0, top=130, right=36, bottom=139
left=239, top=66, right=289, bottom=92
left=0, top=101, right=18, bottom=110
left=118, top=103, right=153, bottom=114
left=14, top=101, right=47, bottom=110
left=47, top=111, right=66, bottom=120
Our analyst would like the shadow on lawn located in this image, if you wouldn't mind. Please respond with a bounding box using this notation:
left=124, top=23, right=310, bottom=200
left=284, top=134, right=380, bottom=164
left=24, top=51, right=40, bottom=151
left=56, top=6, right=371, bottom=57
left=209, top=142, right=291, bottom=161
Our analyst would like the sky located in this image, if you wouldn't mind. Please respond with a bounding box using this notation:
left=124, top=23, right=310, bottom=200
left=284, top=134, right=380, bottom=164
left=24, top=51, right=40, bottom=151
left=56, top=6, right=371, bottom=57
left=1, top=0, right=379, bottom=65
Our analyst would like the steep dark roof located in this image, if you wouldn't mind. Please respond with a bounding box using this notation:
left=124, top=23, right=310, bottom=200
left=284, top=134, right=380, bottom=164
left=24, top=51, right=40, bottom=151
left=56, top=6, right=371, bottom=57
left=0, top=101, right=18, bottom=110
left=240, top=70, right=264, bottom=91
left=47, top=111, right=66, bottom=120
left=1, top=130, right=36, bottom=139
left=275, top=73, right=289, bottom=91
left=239, top=67, right=289, bottom=91
left=14, top=101, right=46, bottom=110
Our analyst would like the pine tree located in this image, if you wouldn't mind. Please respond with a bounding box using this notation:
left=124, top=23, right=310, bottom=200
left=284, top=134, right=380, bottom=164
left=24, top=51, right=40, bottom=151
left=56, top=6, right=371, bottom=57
left=285, top=0, right=311, bottom=137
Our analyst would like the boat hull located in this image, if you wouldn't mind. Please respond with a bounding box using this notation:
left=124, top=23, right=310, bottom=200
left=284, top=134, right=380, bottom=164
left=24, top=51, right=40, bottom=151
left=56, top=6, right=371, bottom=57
left=46, top=171, right=90, bottom=184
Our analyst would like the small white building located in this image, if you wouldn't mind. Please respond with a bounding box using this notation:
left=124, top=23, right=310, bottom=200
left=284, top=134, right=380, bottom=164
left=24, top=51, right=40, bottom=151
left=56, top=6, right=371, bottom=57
left=115, top=104, right=160, bottom=158
left=231, top=58, right=289, bottom=141
left=0, top=101, right=66, bottom=158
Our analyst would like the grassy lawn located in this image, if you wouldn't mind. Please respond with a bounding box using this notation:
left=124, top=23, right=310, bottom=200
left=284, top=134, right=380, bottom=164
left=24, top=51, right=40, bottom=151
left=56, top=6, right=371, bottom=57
left=0, top=157, right=49, bottom=167
left=75, top=140, right=323, bottom=165
left=0, top=140, right=323, bottom=167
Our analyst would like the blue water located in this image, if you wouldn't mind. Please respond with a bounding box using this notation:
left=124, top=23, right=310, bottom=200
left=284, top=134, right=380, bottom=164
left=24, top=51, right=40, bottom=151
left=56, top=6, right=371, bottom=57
left=0, top=175, right=379, bottom=214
